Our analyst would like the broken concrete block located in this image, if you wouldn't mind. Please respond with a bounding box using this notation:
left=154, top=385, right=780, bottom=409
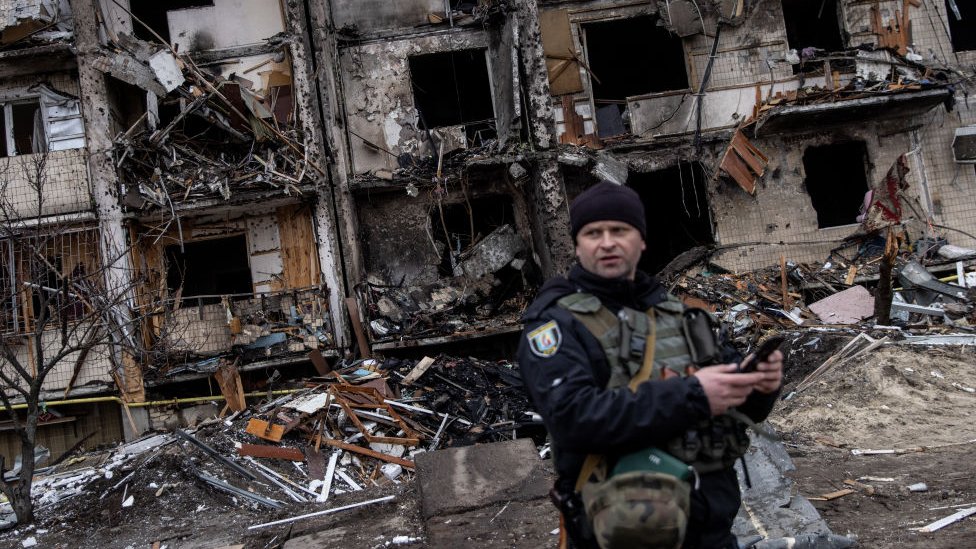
left=558, top=152, right=589, bottom=167
left=808, top=285, right=875, bottom=324
left=414, top=438, right=550, bottom=520
left=454, top=224, right=525, bottom=278
left=148, top=50, right=185, bottom=92
left=380, top=463, right=402, bottom=481
left=590, top=152, right=629, bottom=185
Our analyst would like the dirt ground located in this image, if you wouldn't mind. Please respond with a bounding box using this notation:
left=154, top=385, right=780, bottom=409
left=772, top=337, right=976, bottom=549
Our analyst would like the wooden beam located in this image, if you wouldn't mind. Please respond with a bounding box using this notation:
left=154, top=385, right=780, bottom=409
left=345, top=296, right=371, bottom=359
left=238, top=443, right=305, bottom=462
left=318, top=438, right=415, bottom=469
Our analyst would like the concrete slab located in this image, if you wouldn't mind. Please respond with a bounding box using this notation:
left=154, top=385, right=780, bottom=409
left=414, top=438, right=551, bottom=520
left=733, top=431, right=853, bottom=547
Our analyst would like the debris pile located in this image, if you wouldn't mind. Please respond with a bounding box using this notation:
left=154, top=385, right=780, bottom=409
left=105, top=33, right=316, bottom=217
left=0, top=355, right=535, bottom=545
left=669, top=231, right=976, bottom=354
left=150, top=287, right=335, bottom=379
left=359, top=224, right=534, bottom=343
left=114, top=71, right=313, bottom=210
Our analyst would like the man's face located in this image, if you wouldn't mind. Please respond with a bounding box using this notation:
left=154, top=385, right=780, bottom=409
left=575, top=220, right=646, bottom=280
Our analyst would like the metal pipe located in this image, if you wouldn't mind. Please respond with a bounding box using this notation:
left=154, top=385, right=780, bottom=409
left=1, top=389, right=303, bottom=411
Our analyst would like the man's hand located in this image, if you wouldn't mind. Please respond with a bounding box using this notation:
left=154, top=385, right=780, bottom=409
left=747, top=349, right=784, bottom=394
left=693, top=365, right=765, bottom=416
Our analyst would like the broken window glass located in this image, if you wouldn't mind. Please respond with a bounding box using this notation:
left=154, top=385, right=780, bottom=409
left=803, top=141, right=870, bottom=229
left=1, top=99, right=43, bottom=157
left=165, top=235, right=253, bottom=305
left=781, top=0, right=844, bottom=73
left=130, top=0, right=215, bottom=45
left=408, top=49, right=495, bottom=132
left=946, top=0, right=976, bottom=52
left=630, top=163, right=713, bottom=275
left=582, top=16, right=688, bottom=137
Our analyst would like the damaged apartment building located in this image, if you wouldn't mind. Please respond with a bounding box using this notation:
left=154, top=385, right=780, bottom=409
left=1, top=0, right=975, bottom=461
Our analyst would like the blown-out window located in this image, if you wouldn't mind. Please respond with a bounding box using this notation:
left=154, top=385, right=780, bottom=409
left=803, top=142, right=870, bottom=228
left=166, top=235, right=253, bottom=304
left=409, top=49, right=495, bottom=131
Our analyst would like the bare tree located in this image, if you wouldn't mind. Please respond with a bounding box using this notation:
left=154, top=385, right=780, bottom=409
left=0, top=152, right=145, bottom=524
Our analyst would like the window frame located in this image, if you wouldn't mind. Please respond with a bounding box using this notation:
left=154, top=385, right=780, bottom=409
left=1, top=96, right=45, bottom=158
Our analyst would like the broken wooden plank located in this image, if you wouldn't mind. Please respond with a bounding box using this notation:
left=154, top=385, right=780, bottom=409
left=308, top=348, right=331, bottom=376
left=780, top=254, right=789, bottom=310
left=916, top=506, right=976, bottom=533
left=401, top=356, right=436, bottom=386
left=238, top=443, right=305, bottom=462
left=345, top=296, right=371, bottom=358
left=843, top=479, right=876, bottom=496
left=317, top=450, right=340, bottom=503
left=214, top=362, right=246, bottom=412
left=808, top=488, right=855, bottom=501
left=318, top=438, right=416, bottom=469
left=245, top=418, right=285, bottom=443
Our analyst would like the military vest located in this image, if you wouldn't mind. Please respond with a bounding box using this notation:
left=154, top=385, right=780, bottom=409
left=556, top=291, right=750, bottom=474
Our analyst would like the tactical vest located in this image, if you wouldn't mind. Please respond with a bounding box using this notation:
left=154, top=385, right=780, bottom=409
left=556, top=292, right=750, bottom=474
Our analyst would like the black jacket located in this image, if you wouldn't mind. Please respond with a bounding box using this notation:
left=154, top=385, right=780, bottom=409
left=517, top=264, right=778, bottom=549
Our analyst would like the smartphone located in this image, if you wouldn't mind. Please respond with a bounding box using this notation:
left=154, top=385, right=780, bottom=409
left=738, top=335, right=785, bottom=373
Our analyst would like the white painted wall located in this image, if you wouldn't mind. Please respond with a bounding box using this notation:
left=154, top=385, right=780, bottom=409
left=167, top=0, right=284, bottom=52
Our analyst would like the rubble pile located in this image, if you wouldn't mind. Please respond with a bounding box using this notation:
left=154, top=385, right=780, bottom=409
left=150, top=287, right=334, bottom=380
left=0, top=355, right=535, bottom=543
left=669, top=233, right=976, bottom=357
left=755, top=46, right=955, bottom=113
left=360, top=224, right=535, bottom=343
left=114, top=65, right=314, bottom=211
left=360, top=276, right=529, bottom=342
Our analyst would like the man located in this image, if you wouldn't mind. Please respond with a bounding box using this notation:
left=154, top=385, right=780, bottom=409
left=517, top=181, right=783, bottom=549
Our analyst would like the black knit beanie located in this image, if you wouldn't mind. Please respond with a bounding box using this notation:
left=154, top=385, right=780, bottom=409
left=569, top=181, right=646, bottom=240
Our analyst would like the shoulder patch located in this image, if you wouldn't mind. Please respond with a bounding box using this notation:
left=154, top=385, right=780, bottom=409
left=526, top=320, right=562, bottom=358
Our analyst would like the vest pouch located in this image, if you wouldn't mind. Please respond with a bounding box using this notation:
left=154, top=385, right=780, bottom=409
left=699, top=423, right=729, bottom=462
left=682, top=308, right=721, bottom=366
left=581, top=470, right=690, bottom=549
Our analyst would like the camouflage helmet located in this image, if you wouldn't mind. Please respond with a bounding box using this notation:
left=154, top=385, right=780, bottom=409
left=581, top=471, right=690, bottom=549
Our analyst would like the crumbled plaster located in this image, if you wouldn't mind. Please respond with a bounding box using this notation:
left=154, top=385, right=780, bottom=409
left=341, top=32, right=489, bottom=174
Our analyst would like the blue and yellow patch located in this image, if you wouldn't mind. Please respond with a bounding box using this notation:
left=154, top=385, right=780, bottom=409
left=527, top=320, right=562, bottom=358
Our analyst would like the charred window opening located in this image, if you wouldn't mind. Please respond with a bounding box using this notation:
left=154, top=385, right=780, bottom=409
left=583, top=16, right=687, bottom=137
left=409, top=49, right=495, bottom=139
left=1, top=99, right=43, bottom=157
left=782, top=0, right=844, bottom=72
left=803, top=142, right=869, bottom=229
left=946, top=1, right=976, bottom=52
left=130, top=0, right=214, bottom=45
left=166, top=235, right=253, bottom=304
left=431, top=197, right=515, bottom=276
left=631, top=163, right=714, bottom=275
left=107, top=78, right=149, bottom=136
